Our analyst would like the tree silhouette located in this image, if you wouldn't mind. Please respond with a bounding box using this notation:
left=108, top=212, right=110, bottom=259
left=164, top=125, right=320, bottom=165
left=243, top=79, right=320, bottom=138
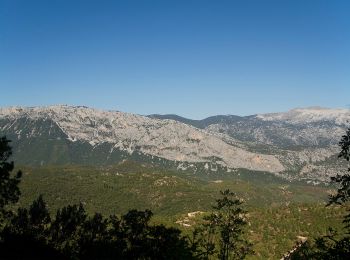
left=116, top=209, right=194, bottom=259
left=147, top=224, right=193, bottom=259
left=49, top=203, right=87, bottom=256
left=5, top=195, right=50, bottom=238
left=0, top=136, right=48, bottom=258
left=0, top=136, right=21, bottom=220
left=329, top=128, right=350, bottom=205
left=0, top=136, right=195, bottom=259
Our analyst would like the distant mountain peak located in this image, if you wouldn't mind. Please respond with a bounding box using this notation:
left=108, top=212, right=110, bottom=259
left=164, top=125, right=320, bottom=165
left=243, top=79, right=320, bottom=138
left=256, top=107, right=350, bottom=125
left=1, top=105, right=348, bottom=183
left=0, top=105, right=285, bottom=174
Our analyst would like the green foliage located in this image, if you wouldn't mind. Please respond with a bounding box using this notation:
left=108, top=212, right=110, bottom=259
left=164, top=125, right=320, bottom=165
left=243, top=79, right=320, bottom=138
left=289, top=128, right=350, bottom=259
left=192, top=190, right=253, bottom=259
left=248, top=204, right=345, bottom=259
left=288, top=228, right=350, bottom=259
left=29, top=195, right=51, bottom=228
left=0, top=137, right=195, bottom=259
left=14, top=162, right=343, bottom=258
left=329, top=128, right=350, bottom=205
left=15, top=162, right=331, bottom=216
left=1, top=134, right=348, bottom=259
left=339, top=128, right=350, bottom=162
left=2, top=198, right=195, bottom=259
left=0, top=136, right=22, bottom=219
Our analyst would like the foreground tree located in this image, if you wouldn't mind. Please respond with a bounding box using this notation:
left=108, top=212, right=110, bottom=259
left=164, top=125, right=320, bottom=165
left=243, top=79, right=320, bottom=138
left=193, top=189, right=253, bottom=259
left=1, top=195, right=63, bottom=259
left=329, top=128, right=350, bottom=205
left=0, top=136, right=21, bottom=220
left=0, top=136, right=253, bottom=259
left=289, top=128, right=350, bottom=259
left=0, top=137, right=195, bottom=259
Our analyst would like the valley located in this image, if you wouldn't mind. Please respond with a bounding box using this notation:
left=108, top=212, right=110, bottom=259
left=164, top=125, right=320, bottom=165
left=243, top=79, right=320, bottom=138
left=1, top=105, right=349, bottom=258
left=14, top=162, right=345, bottom=259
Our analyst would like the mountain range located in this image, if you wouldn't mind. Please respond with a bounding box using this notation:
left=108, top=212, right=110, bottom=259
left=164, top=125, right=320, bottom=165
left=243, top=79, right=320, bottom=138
left=0, top=105, right=349, bottom=184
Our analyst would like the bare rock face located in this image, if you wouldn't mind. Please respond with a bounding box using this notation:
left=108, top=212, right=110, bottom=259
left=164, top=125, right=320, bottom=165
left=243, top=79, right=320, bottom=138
left=0, top=105, right=284, bottom=173
left=205, top=107, right=350, bottom=148
left=1, top=105, right=349, bottom=183
left=256, top=107, right=350, bottom=125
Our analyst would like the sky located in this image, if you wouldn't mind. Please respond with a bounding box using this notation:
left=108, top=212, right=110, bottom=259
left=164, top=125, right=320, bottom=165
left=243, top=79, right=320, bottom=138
left=0, top=0, right=349, bottom=119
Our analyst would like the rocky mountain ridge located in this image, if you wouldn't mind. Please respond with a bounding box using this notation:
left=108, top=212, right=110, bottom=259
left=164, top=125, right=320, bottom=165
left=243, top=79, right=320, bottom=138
left=1, top=105, right=349, bottom=183
left=0, top=105, right=283, bottom=172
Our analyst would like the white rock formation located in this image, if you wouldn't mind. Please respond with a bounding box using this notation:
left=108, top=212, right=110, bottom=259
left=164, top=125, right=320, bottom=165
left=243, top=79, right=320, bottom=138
left=0, top=105, right=284, bottom=173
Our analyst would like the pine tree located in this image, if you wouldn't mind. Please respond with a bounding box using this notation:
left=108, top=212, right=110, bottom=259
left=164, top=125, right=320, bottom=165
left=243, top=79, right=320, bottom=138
left=193, top=189, right=253, bottom=259
left=0, top=136, right=22, bottom=220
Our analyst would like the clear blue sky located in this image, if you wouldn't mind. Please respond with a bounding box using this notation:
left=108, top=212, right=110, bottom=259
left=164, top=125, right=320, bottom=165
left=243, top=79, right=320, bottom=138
left=1, top=0, right=349, bottom=119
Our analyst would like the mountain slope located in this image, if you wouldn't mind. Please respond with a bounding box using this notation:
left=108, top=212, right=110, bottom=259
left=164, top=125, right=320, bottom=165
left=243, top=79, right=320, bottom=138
left=0, top=105, right=283, bottom=173
left=148, top=114, right=243, bottom=129
left=150, top=107, right=349, bottom=149
left=1, top=105, right=349, bottom=183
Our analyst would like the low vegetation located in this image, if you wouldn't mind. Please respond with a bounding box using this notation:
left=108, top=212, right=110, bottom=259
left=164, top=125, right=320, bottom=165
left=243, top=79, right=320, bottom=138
left=1, top=129, right=350, bottom=258
left=288, top=128, right=350, bottom=258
